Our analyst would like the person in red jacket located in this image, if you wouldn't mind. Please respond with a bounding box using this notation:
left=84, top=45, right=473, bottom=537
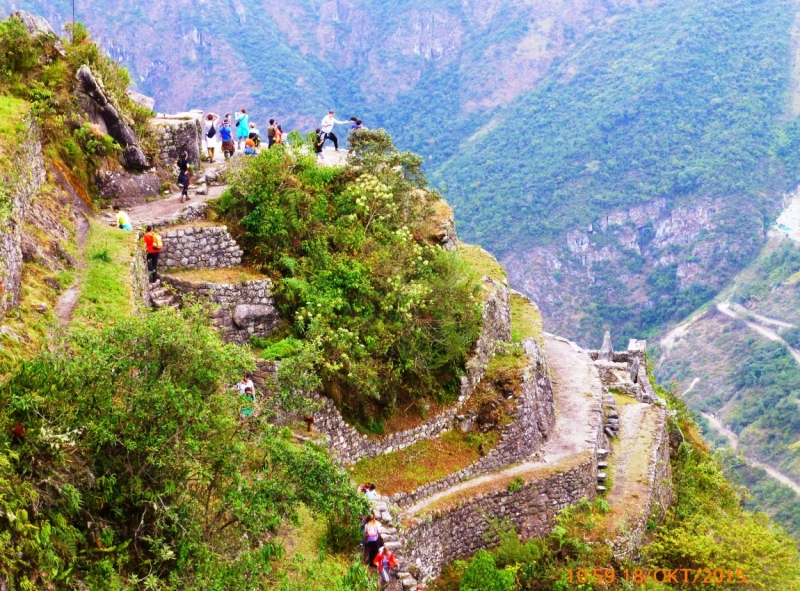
left=143, top=225, right=163, bottom=283
left=373, top=546, right=398, bottom=586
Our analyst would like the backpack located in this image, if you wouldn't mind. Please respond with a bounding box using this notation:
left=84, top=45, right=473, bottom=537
left=151, top=232, right=163, bottom=251
left=207, top=124, right=216, bottom=138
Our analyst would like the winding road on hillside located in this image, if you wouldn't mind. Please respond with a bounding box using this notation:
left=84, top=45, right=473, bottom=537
left=716, top=301, right=800, bottom=365
left=701, top=412, right=800, bottom=497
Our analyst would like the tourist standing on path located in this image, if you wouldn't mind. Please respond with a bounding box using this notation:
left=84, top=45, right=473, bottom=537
left=143, top=225, right=162, bottom=283
left=219, top=117, right=235, bottom=160
left=314, top=128, right=325, bottom=160
left=177, top=151, right=191, bottom=203
left=373, top=546, right=398, bottom=586
left=320, top=110, right=349, bottom=151
left=112, top=206, right=132, bottom=230
left=235, top=108, right=249, bottom=150
left=202, top=112, right=220, bottom=162
left=267, top=119, right=277, bottom=148
left=363, top=515, right=382, bottom=566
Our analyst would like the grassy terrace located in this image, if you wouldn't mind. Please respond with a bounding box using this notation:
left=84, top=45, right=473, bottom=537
left=348, top=429, right=499, bottom=496
left=459, top=243, right=507, bottom=283
left=510, top=292, right=544, bottom=346
left=73, top=221, right=137, bottom=324
left=165, top=266, right=268, bottom=284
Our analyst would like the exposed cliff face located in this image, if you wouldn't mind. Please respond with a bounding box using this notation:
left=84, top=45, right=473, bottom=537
left=1, top=0, right=651, bottom=128
left=502, top=197, right=764, bottom=345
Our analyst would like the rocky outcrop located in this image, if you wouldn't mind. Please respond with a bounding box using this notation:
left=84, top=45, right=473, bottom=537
left=96, top=170, right=160, bottom=208
left=0, top=113, right=46, bottom=316
left=160, top=226, right=243, bottom=270
left=11, top=10, right=57, bottom=38
left=128, top=90, right=155, bottom=110
left=161, top=275, right=280, bottom=344
left=76, top=65, right=149, bottom=170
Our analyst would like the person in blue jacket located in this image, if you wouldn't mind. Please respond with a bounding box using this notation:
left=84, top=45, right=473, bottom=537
left=219, top=116, right=235, bottom=160
left=235, top=108, right=250, bottom=150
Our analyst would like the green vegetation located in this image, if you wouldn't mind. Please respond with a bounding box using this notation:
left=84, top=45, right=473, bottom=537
left=0, top=16, right=154, bottom=198
left=433, top=383, right=800, bottom=591
left=458, top=244, right=507, bottom=284
left=0, top=307, right=369, bottom=590
left=731, top=461, right=800, bottom=541
left=217, top=130, right=483, bottom=422
left=73, top=221, right=137, bottom=324
left=509, top=293, right=543, bottom=345
left=0, top=95, right=28, bottom=224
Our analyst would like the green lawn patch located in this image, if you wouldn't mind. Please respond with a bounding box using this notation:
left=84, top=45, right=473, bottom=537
left=459, top=243, right=507, bottom=283
left=349, top=429, right=499, bottom=497
left=510, top=292, right=544, bottom=346
left=73, top=221, right=137, bottom=324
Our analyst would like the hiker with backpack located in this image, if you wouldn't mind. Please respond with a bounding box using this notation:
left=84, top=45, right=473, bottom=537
left=143, top=225, right=163, bottom=283
left=320, top=110, right=349, bottom=151
left=177, top=155, right=191, bottom=203
left=235, top=108, right=249, bottom=150
left=219, top=116, right=235, bottom=160
left=363, top=515, right=383, bottom=566
left=248, top=122, right=261, bottom=147
left=202, top=112, right=220, bottom=162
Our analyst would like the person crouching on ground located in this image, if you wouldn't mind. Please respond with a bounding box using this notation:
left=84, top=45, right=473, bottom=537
left=113, top=206, right=133, bottom=230
left=143, top=225, right=163, bottom=283
left=373, top=546, right=398, bottom=586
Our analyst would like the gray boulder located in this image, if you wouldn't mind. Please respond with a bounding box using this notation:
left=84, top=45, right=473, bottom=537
left=76, top=65, right=149, bottom=170
left=11, top=11, right=56, bottom=38
left=128, top=90, right=155, bottom=111
left=598, top=330, right=614, bottom=362
left=96, top=170, right=160, bottom=208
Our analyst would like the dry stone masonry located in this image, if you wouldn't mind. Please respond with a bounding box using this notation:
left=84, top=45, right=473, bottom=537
left=400, top=456, right=598, bottom=582
left=160, top=275, right=280, bottom=344
left=588, top=333, right=658, bottom=404
left=0, top=113, right=46, bottom=316
left=160, top=226, right=243, bottom=270
left=152, top=112, right=203, bottom=170
left=392, top=337, right=556, bottom=508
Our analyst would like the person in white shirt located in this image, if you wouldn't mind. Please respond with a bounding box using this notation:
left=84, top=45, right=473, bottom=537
left=237, top=375, right=255, bottom=395
left=320, top=109, right=349, bottom=151
left=202, top=112, right=220, bottom=162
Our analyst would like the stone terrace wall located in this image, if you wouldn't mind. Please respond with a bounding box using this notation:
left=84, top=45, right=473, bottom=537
left=279, top=278, right=512, bottom=465
left=392, top=338, right=556, bottom=508
left=611, top=407, right=673, bottom=560
left=161, top=276, right=280, bottom=344
left=401, top=455, right=597, bottom=582
left=160, top=226, right=243, bottom=270
left=131, top=245, right=151, bottom=309
left=0, top=114, right=46, bottom=316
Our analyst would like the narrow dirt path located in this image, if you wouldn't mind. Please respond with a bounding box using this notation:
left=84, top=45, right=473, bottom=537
left=55, top=213, right=88, bottom=325
left=401, top=335, right=602, bottom=518
left=682, top=377, right=700, bottom=396
left=126, top=184, right=227, bottom=226
left=701, top=412, right=800, bottom=496
left=606, top=402, right=657, bottom=509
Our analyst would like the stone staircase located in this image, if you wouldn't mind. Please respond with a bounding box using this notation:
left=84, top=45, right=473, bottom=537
left=149, top=279, right=178, bottom=309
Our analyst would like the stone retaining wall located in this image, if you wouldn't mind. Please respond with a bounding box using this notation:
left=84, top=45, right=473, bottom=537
left=152, top=112, right=203, bottom=169
left=611, top=407, right=673, bottom=560
left=0, top=114, right=46, bottom=316
left=131, top=245, right=151, bottom=309
left=160, top=226, right=243, bottom=270
left=392, top=338, right=556, bottom=508
left=400, top=455, right=597, bottom=582
left=161, top=276, right=280, bottom=344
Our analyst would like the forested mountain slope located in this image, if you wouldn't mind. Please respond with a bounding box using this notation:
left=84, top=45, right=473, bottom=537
left=437, top=0, right=799, bottom=345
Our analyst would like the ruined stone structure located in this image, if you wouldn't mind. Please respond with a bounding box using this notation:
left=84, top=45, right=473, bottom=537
left=160, top=226, right=243, bottom=270
left=152, top=112, right=203, bottom=170
left=160, top=275, right=280, bottom=344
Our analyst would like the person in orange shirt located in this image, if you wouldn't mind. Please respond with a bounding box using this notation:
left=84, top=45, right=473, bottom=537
left=143, top=225, right=163, bottom=283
